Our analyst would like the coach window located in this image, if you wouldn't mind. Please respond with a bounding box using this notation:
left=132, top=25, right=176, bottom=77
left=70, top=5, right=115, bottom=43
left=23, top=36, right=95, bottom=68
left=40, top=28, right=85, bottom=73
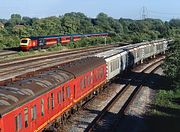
left=31, top=107, right=33, bottom=120
left=31, top=105, right=37, bottom=120
left=95, top=72, right=98, bottom=81
left=34, top=105, right=37, bottom=119
left=80, top=79, right=82, bottom=89
left=80, top=79, right=84, bottom=89
left=66, top=86, right=70, bottom=98
left=62, top=87, right=65, bottom=101
left=48, top=97, right=50, bottom=110
left=24, top=108, right=28, bottom=128
left=15, top=113, right=22, bottom=131
left=91, top=72, right=93, bottom=84
left=51, top=93, right=54, bottom=109
left=84, top=77, right=86, bottom=88
left=41, top=99, right=45, bottom=116
left=88, top=75, right=91, bottom=85
left=15, top=116, right=18, bottom=131
left=57, top=91, right=61, bottom=104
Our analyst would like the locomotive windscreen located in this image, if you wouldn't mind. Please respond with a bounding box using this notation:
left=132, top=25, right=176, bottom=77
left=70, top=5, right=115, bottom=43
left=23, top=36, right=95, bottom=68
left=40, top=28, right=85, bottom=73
left=21, top=40, right=28, bottom=43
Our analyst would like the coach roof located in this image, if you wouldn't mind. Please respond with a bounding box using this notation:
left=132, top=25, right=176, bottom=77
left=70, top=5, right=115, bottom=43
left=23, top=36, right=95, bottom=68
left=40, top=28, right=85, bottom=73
left=0, top=57, right=105, bottom=116
left=60, top=56, right=106, bottom=76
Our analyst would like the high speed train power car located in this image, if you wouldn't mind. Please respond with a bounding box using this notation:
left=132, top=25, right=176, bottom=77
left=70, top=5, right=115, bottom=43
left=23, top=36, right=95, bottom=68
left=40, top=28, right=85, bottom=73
left=0, top=39, right=168, bottom=132
left=20, top=33, right=109, bottom=51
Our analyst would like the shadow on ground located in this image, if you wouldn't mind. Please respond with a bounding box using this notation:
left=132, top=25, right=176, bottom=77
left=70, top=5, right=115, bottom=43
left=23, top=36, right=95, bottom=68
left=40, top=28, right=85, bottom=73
left=104, top=69, right=179, bottom=132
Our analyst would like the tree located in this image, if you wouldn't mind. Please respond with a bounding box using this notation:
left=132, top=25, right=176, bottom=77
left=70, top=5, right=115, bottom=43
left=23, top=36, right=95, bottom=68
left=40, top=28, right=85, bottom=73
left=22, top=17, right=33, bottom=26
left=0, top=12, right=180, bottom=48
left=61, top=13, right=81, bottom=34
left=10, top=14, right=22, bottom=26
left=163, top=39, right=180, bottom=89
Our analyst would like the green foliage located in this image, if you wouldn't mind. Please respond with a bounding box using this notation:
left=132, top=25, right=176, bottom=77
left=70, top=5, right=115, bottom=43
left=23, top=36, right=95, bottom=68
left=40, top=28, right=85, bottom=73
left=18, top=51, right=25, bottom=56
left=47, top=44, right=62, bottom=51
left=154, top=90, right=176, bottom=107
left=148, top=88, right=180, bottom=132
left=73, top=37, right=111, bottom=48
left=0, top=12, right=180, bottom=48
left=163, top=38, right=180, bottom=89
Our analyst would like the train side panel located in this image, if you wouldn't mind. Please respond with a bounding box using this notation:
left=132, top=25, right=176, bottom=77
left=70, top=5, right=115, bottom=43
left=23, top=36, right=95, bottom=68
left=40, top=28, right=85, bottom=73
left=73, top=36, right=81, bottom=42
left=61, top=36, right=71, bottom=45
left=74, top=64, right=106, bottom=101
left=44, top=38, right=58, bottom=46
left=0, top=79, right=75, bottom=132
left=105, top=54, right=121, bottom=81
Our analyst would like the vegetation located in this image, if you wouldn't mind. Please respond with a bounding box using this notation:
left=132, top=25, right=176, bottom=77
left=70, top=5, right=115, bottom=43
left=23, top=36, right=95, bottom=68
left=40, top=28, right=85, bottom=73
left=147, top=89, right=180, bottom=132
left=0, top=12, right=180, bottom=49
left=163, top=39, right=180, bottom=89
left=147, top=39, right=180, bottom=132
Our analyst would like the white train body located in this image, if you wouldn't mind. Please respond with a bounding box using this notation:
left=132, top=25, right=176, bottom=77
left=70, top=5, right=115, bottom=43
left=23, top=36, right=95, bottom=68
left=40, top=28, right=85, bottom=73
left=95, top=39, right=169, bottom=81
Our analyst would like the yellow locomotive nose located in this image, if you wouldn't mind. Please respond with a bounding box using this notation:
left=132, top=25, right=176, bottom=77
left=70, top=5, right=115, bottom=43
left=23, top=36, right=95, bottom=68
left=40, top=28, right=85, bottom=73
left=20, top=38, right=30, bottom=46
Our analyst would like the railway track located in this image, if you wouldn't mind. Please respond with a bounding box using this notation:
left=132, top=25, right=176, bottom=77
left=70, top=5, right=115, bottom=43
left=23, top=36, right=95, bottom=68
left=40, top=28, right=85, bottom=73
left=0, top=44, right=118, bottom=67
left=84, top=57, right=164, bottom=132
left=0, top=50, right=17, bottom=59
left=0, top=44, right=120, bottom=85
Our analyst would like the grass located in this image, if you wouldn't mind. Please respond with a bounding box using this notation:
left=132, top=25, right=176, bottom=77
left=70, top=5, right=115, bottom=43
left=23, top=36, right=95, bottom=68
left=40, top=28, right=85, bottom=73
left=0, top=45, right=67, bottom=61
left=146, top=89, right=180, bottom=132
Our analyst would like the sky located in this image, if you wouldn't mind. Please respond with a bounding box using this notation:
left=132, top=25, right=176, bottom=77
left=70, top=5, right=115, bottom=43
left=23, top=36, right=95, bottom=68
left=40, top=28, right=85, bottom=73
left=0, top=0, right=180, bottom=21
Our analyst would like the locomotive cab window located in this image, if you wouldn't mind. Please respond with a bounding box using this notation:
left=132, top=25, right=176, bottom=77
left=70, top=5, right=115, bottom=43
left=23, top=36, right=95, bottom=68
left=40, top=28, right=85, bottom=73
left=21, top=40, right=28, bottom=43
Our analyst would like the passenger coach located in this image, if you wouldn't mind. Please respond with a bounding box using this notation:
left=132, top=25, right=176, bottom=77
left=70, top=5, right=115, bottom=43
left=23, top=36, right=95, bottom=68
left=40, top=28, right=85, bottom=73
left=0, top=57, right=106, bottom=132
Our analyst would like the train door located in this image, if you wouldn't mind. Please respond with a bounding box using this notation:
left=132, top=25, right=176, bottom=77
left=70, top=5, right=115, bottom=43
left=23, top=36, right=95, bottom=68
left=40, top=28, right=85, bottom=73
left=66, top=84, right=72, bottom=105
left=30, top=105, right=37, bottom=131
left=38, top=38, right=45, bottom=47
left=39, top=99, right=46, bottom=125
left=62, top=82, right=73, bottom=108
left=62, top=86, right=65, bottom=108
left=73, top=84, right=76, bottom=100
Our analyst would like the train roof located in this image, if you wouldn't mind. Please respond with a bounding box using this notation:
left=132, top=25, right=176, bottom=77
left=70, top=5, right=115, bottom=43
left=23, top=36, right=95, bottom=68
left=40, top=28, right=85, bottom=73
left=95, top=40, right=162, bottom=59
left=0, top=69, right=73, bottom=116
left=95, top=44, right=136, bottom=58
left=21, top=33, right=109, bottom=40
left=60, top=57, right=106, bottom=76
left=0, top=57, right=105, bottom=116
left=95, top=48, right=124, bottom=58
